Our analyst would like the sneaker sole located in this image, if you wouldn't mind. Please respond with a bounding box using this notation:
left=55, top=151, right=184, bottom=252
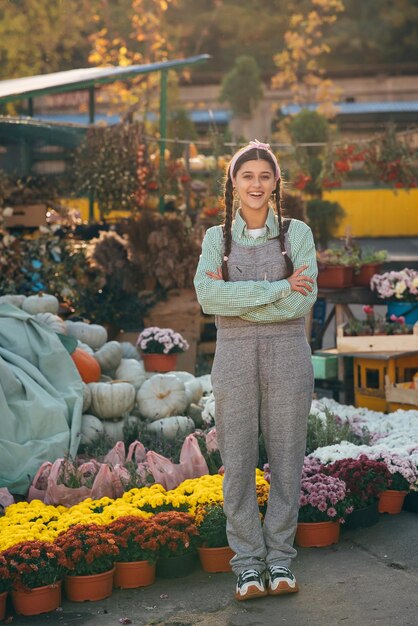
left=235, top=587, right=269, bottom=601
left=268, top=581, right=299, bottom=596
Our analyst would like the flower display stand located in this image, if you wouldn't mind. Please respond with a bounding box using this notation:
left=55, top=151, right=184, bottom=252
left=336, top=323, right=418, bottom=353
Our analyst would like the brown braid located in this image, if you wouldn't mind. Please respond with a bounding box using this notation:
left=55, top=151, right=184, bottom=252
left=275, top=178, right=294, bottom=277
left=222, top=177, right=234, bottom=280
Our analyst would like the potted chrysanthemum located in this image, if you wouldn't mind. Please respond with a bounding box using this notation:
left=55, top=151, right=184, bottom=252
left=54, top=523, right=119, bottom=602
left=108, top=515, right=165, bottom=589
left=296, top=472, right=353, bottom=547
left=2, top=540, right=67, bottom=616
left=195, top=503, right=234, bottom=573
left=0, top=554, right=11, bottom=621
left=153, top=511, right=199, bottom=578
left=373, top=452, right=418, bottom=514
left=136, top=326, right=189, bottom=372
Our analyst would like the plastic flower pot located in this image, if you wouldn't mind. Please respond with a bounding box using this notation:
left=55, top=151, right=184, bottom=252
left=295, top=521, right=340, bottom=547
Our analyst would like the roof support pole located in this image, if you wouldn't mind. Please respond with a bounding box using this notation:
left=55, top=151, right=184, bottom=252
left=158, top=69, right=168, bottom=213
left=27, top=98, right=33, bottom=117
left=88, top=85, right=95, bottom=221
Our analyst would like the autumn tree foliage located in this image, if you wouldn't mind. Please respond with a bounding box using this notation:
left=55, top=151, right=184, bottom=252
left=88, top=0, right=179, bottom=116
left=271, top=0, right=345, bottom=116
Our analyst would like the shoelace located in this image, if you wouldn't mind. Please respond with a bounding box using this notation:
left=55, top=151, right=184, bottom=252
left=269, top=566, right=292, bottom=577
left=239, top=569, right=261, bottom=582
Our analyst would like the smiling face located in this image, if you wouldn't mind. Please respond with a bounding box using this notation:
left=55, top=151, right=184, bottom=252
left=233, top=158, right=276, bottom=223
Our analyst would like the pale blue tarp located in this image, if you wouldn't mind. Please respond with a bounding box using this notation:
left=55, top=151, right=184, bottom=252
left=0, top=303, right=83, bottom=494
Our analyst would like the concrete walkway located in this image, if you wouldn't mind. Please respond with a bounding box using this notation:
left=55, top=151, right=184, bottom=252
left=6, top=510, right=418, bottom=626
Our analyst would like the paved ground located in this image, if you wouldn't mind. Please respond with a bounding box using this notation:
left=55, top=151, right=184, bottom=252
left=5, top=510, right=418, bottom=626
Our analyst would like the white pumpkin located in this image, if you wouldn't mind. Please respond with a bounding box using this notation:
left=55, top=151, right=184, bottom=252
left=184, top=379, right=203, bottom=405
left=120, top=341, right=141, bottom=361
left=94, top=341, right=123, bottom=373
left=102, top=418, right=125, bottom=444
left=22, top=293, right=59, bottom=315
left=77, top=340, right=94, bottom=355
left=136, top=374, right=188, bottom=421
left=80, top=414, right=104, bottom=445
left=0, top=294, right=26, bottom=308
left=65, top=321, right=108, bottom=350
left=89, top=381, right=136, bottom=419
left=146, top=415, right=195, bottom=441
left=201, top=392, right=215, bottom=426
left=115, top=358, right=146, bottom=390
left=33, top=312, right=67, bottom=334
left=168, top=370, right=196, bottom=384
left=82, top=383, right=92, bottom=412
left=197, top=374, right=213, bottom=395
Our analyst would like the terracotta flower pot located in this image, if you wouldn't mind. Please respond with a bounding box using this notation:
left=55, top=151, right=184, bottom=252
left=295, top=521, right=340, bottom=547
left=141, top=353, right=177, bottom=373
left=378, top=490, right=408, bottom=515
left=0, top=591, right=7, bottom=621
left=197, top=546, right=235, bottom=573
left=353, top=263, right=382, bottom=287
left=113, top=561, right=156, bottom=589
left=11, top=582, right=61, bottom=616
left=64, top=568, right=115, bottom=602
left=317, top=266, right=354, bottom=289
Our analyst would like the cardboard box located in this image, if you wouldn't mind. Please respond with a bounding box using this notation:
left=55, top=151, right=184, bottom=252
left=4, top=204, right=47, bottom=228
left=336, top=323, right=418, bottom=353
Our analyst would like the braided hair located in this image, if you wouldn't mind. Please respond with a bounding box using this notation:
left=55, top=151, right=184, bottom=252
left=222, top=148, right=293, bottom=281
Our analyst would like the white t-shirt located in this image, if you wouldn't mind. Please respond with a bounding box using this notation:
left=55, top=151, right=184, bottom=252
left=247, top=226, right=267, bottom=239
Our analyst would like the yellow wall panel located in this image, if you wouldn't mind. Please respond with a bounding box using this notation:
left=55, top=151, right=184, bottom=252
left=323, top=189, right=418, bottom=238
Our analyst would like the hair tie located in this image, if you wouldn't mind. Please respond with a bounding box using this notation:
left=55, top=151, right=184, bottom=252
left=223, top=256, right=229, bottom=261
left=228, top=139, right=281, bottom=183
left=281, top=251, right=287, bottom=256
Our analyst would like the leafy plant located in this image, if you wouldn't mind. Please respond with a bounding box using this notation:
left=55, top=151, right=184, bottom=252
left=307, top=199, right=346, bottom=248
left=195, top=503, right=227, bottom=548
left=305, top=409, right=369, bottom=456
left=219, top=55, right=264, bottom=117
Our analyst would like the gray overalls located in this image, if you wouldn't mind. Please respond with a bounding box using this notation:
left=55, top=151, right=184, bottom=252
left=211, top=233, right=314, bottom=575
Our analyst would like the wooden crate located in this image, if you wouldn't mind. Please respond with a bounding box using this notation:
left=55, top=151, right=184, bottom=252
left=4, top=204, right=47, bottom=228
left=385, top=375, right=418, bottom=409
left=337, top=323, right=418, bottom=353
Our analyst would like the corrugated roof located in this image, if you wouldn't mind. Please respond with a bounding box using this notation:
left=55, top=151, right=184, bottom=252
left=280, top=101, right=418, bottom=115
left=0, top=56, right=211, bottom=104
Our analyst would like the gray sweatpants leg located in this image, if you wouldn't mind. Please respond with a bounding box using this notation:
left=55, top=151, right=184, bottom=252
left=212, top=326, right=312, bottom=576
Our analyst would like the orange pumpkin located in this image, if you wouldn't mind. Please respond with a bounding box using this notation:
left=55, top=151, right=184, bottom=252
left=71, top=348, right=101, bottom=383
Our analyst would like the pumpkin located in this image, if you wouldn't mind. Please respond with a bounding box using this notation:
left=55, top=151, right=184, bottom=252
left=115, top=358, right=146, bottom=390
left=120, top=341, right=141, bottom=361
left=65, top=321, right=108, bottom=350
left=102, top=418, right=125, bottom=444
left=22, top=293, right=59, bottom=315
left=197, top=374, right=213, bottom=396
left=184, top=379, right=203, bottom=405
left=94, top=341, right=123, bottom=373
left=80, top=414, right=104, bottom=445
left=82, top=383, right=92, bottom=412
left=146, top=416, right=195, bottom=441
left=33, top=312, right=67, bottom=334
left=71, top=348, right=101, bottom=383
left=0, top=294, right=26, bottom=308
left=201, top=393, right=215, bottom=426
left=136, top=374, right=188, bottom=421
left=77, top=340, right=94, bottom=355
left=89, top=381, right=136, bottom=419
left=168, top=370, right=196, bottom=384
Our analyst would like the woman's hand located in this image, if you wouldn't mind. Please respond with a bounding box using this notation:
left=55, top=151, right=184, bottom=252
left=206, top=267, right=223, bottom=280
left=287, top=265, right=315, bottom=295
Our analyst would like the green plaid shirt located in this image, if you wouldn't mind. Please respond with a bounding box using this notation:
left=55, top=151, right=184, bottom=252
left=193, top=207, right=318, bottom=323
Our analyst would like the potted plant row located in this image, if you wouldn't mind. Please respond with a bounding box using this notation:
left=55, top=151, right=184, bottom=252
left=317, top=246, right=388, bottom=289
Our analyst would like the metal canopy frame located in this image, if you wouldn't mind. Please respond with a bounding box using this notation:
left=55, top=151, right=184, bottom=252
left=0, top=54, right=210, bottom=218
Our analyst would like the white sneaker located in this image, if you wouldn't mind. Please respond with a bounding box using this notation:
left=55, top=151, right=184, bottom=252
left=235, top=568, right=268, bottom=601
left=267, top=565, right=299, bottom=595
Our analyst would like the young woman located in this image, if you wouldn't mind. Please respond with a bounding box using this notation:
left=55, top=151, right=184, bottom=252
left=194, top=140, right=318, bottom=601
